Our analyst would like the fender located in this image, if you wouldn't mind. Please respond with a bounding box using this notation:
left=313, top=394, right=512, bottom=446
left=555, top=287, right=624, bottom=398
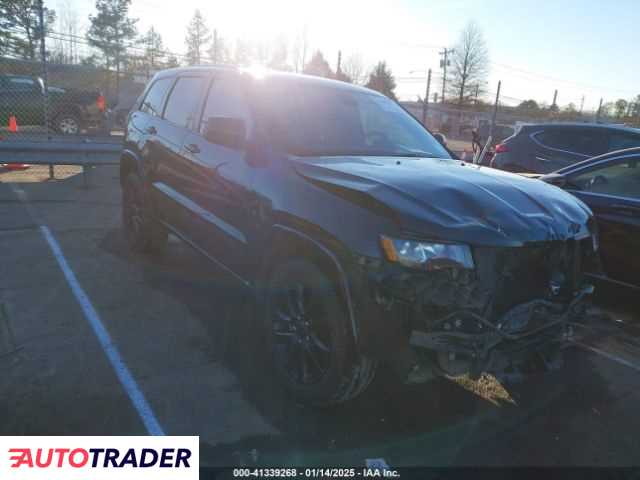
left=119, top=148, right=144, bottom=184
left=269, top=224, right=359, bottom=344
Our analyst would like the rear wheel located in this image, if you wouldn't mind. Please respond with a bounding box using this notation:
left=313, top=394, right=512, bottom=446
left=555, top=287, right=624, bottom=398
left=53, top=112, right=82, bottom=135
left=122, top=173, right=167, bottom=255
left=265, top=259, right=377, bottom=406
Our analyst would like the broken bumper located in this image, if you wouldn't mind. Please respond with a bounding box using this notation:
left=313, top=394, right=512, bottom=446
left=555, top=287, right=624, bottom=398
left=350, top=238, right=598, bottom=379
left=408, top=284, right=592, bottom=377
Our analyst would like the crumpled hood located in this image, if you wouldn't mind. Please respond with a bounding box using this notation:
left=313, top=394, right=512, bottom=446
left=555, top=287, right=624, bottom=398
left=293, top=156, right=594, bottom=247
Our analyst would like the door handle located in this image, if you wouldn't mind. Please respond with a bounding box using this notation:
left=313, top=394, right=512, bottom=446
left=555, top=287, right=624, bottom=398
left=145, top=126, right=157, bottom=134
left=184, top=143, right=200, bottom=154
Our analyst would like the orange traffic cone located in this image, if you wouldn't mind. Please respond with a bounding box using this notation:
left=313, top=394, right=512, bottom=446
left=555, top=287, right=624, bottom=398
left=5, top=115, right=28, bottom=169
left=5, top=164, right=29, bottom=171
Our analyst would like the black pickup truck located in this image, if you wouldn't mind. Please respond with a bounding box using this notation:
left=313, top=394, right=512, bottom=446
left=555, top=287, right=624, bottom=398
left=121, top=66, right=599, bottom=406
left=0, top=74, right=107, bottom=134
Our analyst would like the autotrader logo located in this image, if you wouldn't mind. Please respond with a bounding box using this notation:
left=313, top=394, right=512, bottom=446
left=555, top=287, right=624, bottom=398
left=9, top=447, right=192, bottom=468
left=1, top=436, right=198, bottom=479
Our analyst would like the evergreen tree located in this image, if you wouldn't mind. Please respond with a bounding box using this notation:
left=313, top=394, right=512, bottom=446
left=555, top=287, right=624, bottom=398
left=303, top=51, right=332, bottom=78
left=185, top=9, right=211, bottom=65
left=233, top=38, right=252, bottom=67
left=140, top=27, right=165, bottom=72
left=0, top=0, right=56, bottom=60
left=87, top=0, right=137, bottom=72
left=365, top=61, right=397, bottom=100
left=268, top=36, right=290, bottom=71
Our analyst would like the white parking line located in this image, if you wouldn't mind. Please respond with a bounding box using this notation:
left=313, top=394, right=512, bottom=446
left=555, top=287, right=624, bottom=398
left=571, top=339, right=640, bottom=373
left=40, top=225, right=166, bottom=436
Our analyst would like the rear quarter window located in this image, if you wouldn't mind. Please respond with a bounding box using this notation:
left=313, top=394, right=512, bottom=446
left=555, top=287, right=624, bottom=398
left=534, top=129, right=606, bottom=156
left=608, top=132, right=640, bottom=152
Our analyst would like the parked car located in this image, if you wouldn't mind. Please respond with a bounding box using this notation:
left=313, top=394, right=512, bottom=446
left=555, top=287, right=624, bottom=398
left=491, top=123, right=640, bottom=174
left=121, top=66, right=598, bottom=405
left=478, top=123, right=515, bottom=146
left=539, top=148, right=640, bottom=290
left=0, top=74, right=107, bottom=134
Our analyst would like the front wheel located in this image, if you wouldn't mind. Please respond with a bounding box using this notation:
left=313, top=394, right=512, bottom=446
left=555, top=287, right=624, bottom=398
left=265, top=259, right=377, bottom=406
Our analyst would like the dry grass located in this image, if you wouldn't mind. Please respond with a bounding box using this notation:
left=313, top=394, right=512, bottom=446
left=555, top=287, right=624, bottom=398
left=0, top=165, right=82, bottom=183
left=449, top=373, right=517, bottom=406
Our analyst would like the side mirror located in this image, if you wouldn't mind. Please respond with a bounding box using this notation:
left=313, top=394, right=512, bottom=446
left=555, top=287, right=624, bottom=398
left=35, top=78, right=45, bottom=94
left=433, top=132, right=447, bottom=148
left=204, top=117, right=246, bottom=149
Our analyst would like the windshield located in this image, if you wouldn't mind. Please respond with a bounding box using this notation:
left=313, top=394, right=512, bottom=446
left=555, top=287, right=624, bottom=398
left=254, top=80, right=451, bottom=158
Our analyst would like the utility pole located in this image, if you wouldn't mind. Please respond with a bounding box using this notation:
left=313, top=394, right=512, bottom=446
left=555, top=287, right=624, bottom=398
left=580, top=95, right=585, bottom=113
left=474, top=84, right=480, bottom=106
left=422, top=69, right=432, bottom=126
left=489, top=80, right=501, bottom=140
left=596, top=97, right=603, bottom=122
left=38, top=0, right=49, bottom=133
left=336, top=50, right=342, bottom=75
left=212, top=29, right=218, bottom=64
left=552, top=89, right=558, bottom=109
left=147, top=26, right=155, bottom=76
left=439, top=48, right=454, bottom=104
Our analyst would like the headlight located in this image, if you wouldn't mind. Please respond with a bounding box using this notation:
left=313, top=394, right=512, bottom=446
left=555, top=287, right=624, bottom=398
left=380, top=235, right=474, bottom=270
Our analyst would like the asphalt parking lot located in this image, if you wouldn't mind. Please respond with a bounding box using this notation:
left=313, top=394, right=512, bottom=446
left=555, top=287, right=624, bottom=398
left=1, top=165, right=639, bottom=467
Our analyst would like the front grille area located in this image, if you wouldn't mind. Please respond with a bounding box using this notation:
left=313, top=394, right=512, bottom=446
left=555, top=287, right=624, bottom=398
left=474, top=238, right=591, bottom=319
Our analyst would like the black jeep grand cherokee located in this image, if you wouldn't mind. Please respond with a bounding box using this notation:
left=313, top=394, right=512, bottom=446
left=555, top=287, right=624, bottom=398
left=121, top=66, right=598, bottom=406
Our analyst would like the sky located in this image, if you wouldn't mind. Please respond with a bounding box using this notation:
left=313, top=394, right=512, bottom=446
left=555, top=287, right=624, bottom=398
left=48, top=0, right=640, bottom=110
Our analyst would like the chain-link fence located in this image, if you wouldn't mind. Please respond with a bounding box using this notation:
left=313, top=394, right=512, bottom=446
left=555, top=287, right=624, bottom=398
left=400, top=77, right=639, bottom=161
left=1, top=2, right=150, bottom=184
left=0, top=53, right=151, bottom=141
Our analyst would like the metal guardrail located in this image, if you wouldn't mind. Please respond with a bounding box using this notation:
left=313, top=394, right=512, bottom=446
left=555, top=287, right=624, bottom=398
left=0, top=137, right=122, bottom=187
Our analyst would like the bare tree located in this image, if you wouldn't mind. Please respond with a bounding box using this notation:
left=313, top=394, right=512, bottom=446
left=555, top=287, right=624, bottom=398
left=268, top=35, right=291, bottom=71
left=449, top=21, right=489, bottom=106
left=291, top=25, right=309, bottom=73
left=342, top=53, right=366, bottom=85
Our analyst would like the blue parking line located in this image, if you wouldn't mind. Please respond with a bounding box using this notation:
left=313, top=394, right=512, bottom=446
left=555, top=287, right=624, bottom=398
left=40, top=225, right=165, bottom=436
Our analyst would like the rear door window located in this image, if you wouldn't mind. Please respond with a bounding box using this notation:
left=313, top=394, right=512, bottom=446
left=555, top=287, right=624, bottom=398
left=608, top=132, right=640, bottom=152
left=163, top=77, right=206, bottom=129
left=535, top=129, right=607, bottom=156
left=199, top=75, right=252, bottom=139
left=6, top=77, right=37, bottom=91
left=140, top=77, right=173, bottom=117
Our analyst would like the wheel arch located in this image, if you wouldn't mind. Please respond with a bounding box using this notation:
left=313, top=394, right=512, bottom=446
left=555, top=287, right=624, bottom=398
left=119, top=148, right=143, bottom=186
left=52, top=104, right=83, bottom=122
left=262, top=224, right=360, bottom=345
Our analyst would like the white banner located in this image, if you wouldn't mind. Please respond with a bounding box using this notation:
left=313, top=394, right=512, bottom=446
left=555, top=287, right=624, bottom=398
left=0, top=436, right=199, bottom=479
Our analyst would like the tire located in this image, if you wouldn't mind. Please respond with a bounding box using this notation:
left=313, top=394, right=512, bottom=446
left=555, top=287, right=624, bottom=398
left=265, top=259, right=377, bottom=406
left=53, top=112, right=82, bottom=135
left=122, top=173, right=167, bottom=256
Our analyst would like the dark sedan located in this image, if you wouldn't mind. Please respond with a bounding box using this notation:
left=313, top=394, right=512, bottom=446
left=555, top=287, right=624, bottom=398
left=540, top=147, right=640, bottom=289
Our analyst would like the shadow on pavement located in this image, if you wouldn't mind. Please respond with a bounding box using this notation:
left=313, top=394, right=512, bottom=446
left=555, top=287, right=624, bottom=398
left=98, top=226, right=619, bottom=466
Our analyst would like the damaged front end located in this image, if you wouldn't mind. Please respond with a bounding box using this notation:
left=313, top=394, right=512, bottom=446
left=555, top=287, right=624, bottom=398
left=356, top=235, right=598, bottom=382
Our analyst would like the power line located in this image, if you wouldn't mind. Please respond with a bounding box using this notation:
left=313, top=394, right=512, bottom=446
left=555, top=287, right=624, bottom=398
left=490, top=61, right=637, bottom=95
